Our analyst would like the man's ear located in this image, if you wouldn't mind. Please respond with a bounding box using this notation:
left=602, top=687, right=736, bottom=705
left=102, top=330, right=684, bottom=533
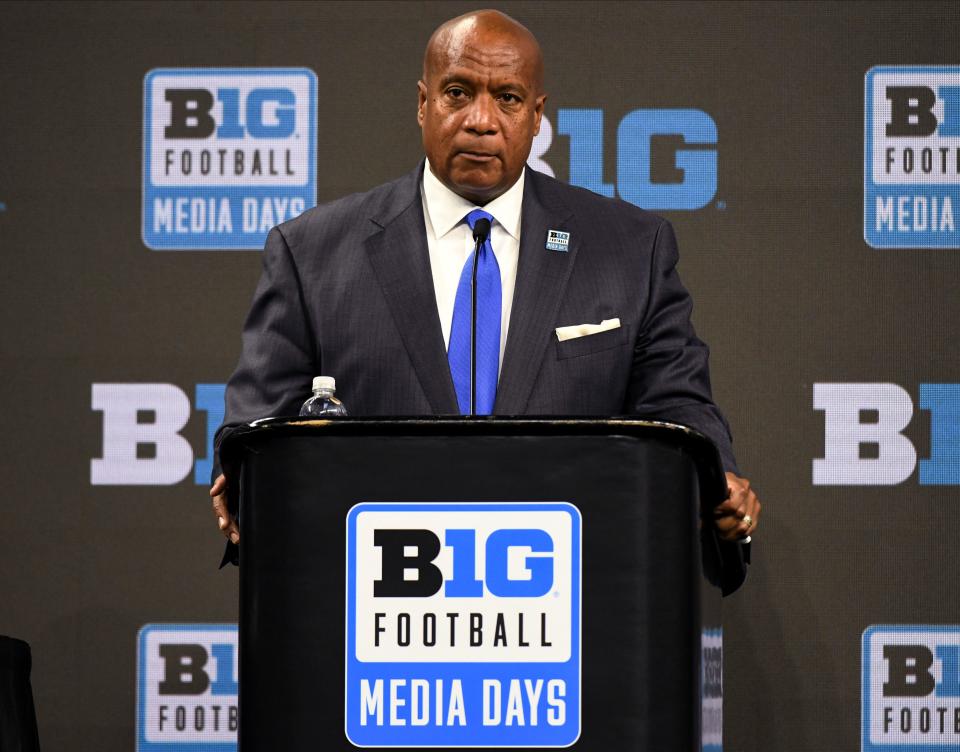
left=417, top=80, right=428, bottom=127
left=532, top=93, right=547, bottom=135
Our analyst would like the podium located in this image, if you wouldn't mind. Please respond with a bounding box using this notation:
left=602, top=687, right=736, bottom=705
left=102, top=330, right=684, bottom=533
left=219, top=417, right=741, bottom=751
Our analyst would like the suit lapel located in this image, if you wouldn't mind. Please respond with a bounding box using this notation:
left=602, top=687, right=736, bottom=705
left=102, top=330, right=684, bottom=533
left=495, top=169, right=579, bottom=414
left=364, top=165, right=460, bottom=414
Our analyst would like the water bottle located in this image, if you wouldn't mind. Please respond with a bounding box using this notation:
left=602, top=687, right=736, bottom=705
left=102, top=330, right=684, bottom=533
left=299, top=376, right=348, bottom=417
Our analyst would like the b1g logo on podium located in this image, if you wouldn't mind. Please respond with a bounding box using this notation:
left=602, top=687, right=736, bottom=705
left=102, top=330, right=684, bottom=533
left=865, top=66, right=960, bottom=248
left=862, top=625, right=960, bottom=751
left=137, top=624, right=238, bottom=752
left=142, top=68, right=316, bottom=250
left=345, top=502, right=582, bottom=748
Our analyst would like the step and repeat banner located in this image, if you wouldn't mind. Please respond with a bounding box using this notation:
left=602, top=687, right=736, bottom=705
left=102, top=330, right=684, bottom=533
left=1, top=1, right=958, bottom=750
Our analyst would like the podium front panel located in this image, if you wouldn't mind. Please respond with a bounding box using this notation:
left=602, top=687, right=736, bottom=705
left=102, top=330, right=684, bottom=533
left=232, top=421, right=721, bottom=751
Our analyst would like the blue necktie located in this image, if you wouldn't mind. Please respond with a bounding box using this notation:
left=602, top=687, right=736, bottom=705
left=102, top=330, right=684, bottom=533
left=448, top=209, right=501, bottom=414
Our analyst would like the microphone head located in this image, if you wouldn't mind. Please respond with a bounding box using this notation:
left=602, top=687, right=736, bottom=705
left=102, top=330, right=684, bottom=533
left=472, top=217, right=492, bottom=243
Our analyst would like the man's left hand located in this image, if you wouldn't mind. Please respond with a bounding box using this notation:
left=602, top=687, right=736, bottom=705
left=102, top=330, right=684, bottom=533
left=713, top=472, right=761, bottom=542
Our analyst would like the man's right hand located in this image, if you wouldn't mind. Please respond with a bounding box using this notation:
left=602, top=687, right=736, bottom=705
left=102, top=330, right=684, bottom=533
left=210, top=473, right=239, bottom=544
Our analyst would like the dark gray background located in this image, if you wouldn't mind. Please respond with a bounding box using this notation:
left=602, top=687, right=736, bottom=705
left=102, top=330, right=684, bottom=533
left=1, top=1, right=958, bottom=749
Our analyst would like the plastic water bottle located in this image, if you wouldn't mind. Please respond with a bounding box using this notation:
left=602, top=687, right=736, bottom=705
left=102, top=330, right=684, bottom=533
left=299, top=376, right=348, bottom=417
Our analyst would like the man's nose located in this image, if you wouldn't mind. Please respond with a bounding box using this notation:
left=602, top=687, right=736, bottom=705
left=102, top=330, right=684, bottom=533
left=462, top=93, right=499, bottom=135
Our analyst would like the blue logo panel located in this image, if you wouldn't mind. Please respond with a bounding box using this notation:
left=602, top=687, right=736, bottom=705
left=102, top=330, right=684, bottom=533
left=345, top=502, right=581, bottom=747
left=701, top=628, right=723, bottom=752
left=137, top=623, right=238, bottom=752
left=864, top=66, right=960, bottom=248
left=862, top=625, right=960, bottom=751
left=142, top=68, right=316, bottom=250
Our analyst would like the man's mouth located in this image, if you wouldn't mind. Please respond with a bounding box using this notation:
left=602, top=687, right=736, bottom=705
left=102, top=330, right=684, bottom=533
left=458, top=151, right=497, bottom=162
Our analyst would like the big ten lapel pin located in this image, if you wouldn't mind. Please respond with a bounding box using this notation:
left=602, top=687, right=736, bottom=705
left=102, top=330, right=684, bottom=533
left=545, top=229, right=571, bottom=252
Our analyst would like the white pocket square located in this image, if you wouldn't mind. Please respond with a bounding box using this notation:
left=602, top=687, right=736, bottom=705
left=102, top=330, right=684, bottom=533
left=555, top=318, right=621, bottom=342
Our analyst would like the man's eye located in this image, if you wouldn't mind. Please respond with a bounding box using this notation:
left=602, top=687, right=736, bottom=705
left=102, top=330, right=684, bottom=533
left=447, top=87, right=466, bottom=98
left=499, top=93, right=520, bottom=104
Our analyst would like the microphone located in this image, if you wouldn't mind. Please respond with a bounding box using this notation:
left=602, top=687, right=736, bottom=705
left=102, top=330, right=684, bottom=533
left=470, top=217, right=492, bottom=415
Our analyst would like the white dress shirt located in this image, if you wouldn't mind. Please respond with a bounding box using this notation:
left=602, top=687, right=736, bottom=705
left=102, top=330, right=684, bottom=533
left=420, top=160, right=524, bottom=376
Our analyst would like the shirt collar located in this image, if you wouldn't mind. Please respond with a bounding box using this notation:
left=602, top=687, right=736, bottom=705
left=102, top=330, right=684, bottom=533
left=422, top=159, right=524, bottom=241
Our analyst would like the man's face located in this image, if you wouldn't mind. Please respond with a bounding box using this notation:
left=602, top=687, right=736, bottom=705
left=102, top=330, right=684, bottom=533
left=418, top=21, right=546, bottom=205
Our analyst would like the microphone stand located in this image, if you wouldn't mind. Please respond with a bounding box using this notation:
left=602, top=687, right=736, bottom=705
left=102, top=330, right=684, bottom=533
left=470, top=218, right=491, bottom=416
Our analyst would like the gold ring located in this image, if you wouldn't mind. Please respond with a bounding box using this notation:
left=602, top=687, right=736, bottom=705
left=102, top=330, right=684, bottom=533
left=743, top=514, right=753, bottom=529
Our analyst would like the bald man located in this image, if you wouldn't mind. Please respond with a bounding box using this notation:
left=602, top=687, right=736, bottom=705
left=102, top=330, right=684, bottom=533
left=211, top=10, right=759, bottom=585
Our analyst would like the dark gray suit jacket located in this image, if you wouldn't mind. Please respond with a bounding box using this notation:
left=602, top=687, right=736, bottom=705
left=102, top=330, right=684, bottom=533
left=218, top=162, right=738, bottom=473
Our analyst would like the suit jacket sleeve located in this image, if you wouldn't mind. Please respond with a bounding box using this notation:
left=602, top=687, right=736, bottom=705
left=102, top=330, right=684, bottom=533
left=623, top=219, right=739, bottom=475
left=213, top=226, right=316, bottom=478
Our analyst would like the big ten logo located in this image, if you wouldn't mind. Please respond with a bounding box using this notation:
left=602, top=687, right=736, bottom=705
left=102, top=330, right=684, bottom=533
left=863, top=626, right=960, bottom=750
left=137, top=625, right=238, bottom=751
left=91, top=383, right=224, bottom=486
left=813, top=383, right=960, bottom=486
left=345, top=503, right=581, bottom=747
left=527, top=109, right=717, bottom=210
left=373, top=527, right=555, bottom=599
left=143, top=68, right=317, bottom=250
left=865, top=66, right=960, bottom=248
left=701, top=629, right=723, bottom=751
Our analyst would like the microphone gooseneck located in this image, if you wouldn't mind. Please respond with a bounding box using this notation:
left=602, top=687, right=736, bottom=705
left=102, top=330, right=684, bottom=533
left=470, top=218, right=492, bottom=416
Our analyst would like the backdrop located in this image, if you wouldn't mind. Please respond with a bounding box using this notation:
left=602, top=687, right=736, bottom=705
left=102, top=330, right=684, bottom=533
left=2, top=1, right=959, bottom=750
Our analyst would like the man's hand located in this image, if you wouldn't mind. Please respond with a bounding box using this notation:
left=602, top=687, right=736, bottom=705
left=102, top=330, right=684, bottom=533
left=210, top=474, right=240, bottom=544
left=713, top=472, right=761, bottom=542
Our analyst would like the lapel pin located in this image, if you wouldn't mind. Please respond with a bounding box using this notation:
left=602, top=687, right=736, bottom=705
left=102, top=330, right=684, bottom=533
left=545, top=229, right=571, bottom=252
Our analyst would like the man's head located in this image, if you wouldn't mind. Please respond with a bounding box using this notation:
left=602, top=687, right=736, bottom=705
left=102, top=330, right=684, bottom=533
left=418, top=9, right=546, bottom=205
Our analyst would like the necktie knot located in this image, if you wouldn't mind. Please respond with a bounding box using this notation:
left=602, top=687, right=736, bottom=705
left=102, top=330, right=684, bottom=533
left=465, top=208, right=494, bottom=232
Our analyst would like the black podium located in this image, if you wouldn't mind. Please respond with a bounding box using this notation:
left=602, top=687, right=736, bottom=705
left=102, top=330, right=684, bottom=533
left=220, top=418, right=740, bottom=751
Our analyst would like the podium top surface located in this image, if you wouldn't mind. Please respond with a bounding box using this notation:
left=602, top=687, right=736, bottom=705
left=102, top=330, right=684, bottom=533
left=218, top=416, right=745, bottom=591
left=220, top=416, right=727, bottom=505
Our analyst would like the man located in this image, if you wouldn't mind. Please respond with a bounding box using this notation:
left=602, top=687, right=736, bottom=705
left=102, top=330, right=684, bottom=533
left=210, top=10, right=761, bottom=569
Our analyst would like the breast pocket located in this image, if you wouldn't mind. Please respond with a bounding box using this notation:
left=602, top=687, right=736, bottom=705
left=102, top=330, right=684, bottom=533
left=555, top=325, right=630, bottom=360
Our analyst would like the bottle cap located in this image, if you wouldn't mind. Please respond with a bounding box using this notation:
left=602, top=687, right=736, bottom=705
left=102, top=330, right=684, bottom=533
left=312, top=376, right=336, bottom=392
